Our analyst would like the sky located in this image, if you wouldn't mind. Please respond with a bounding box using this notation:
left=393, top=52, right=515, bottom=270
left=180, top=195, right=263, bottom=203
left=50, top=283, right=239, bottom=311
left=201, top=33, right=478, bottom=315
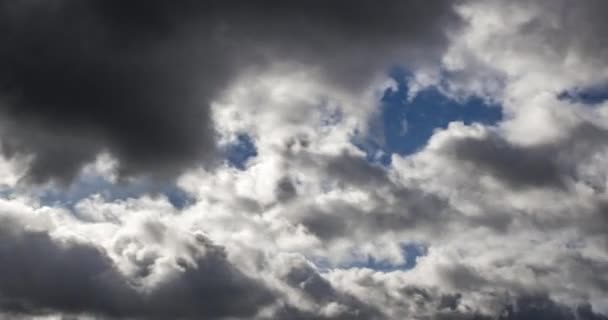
left=0, top=1, right=608, bottom=319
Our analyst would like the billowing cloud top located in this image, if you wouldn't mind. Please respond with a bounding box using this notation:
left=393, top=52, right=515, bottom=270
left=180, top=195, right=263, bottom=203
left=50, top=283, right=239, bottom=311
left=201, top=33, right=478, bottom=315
left=0, top=0, right=607, bottom=319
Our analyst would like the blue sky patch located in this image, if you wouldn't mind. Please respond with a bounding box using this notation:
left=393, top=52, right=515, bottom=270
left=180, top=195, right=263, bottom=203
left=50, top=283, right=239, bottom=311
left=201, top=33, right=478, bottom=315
left=310, top=243, right=428, bottom=272
left=225, top=134, right=258, bottom=170
left=355, top=70, right=502, bottom=165
left=339, top=243, right=428, bottom=272
left=32, top=175, right=194, bottom=210
left=558, top=84, right=608, bottom=105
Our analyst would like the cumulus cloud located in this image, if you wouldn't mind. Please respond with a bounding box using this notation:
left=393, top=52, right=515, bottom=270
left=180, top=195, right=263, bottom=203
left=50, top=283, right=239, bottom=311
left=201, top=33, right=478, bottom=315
left=1, top=1, right=608, bottom=319
left=0, top=214, right=274, bottom=319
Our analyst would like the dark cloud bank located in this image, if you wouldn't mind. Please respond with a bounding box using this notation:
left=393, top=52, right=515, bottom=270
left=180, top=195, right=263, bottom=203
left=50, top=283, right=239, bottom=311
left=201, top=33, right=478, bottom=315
left=0, top=0, right=459, bottom=183
left=0, top=218, right=275, bottom=320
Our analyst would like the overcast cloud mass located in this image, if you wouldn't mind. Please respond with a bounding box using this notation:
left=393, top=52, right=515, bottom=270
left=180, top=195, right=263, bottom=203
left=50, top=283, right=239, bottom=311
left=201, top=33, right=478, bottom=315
left=0, top=0, right=607, bottom=319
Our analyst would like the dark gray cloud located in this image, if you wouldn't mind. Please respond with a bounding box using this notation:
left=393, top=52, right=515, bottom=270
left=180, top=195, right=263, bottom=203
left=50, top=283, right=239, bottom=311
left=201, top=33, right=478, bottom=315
left=299, top=191, right=452, bottom=241
left=287, top=151, right=455, bottom=240
left=330, top=268, right=608, bottom=320
left=519, top=0, right=608, bottom=70
left=271, top=148, right=459, bottom=240
left=430, top=295, right=608, bottom=320
left=275, top=176, right=298, bottom=203
left=0, top=0, right=460, bottom=183
left=498, top=295, right=608, bottom=320
left=432, top=260, right=608, bottom=320
left=442, top=122, right=608, bottom=190
left=281, top=263, right=384, bottom=319
left=0, top=217, right=275, bottom=319
left=0, top=218, right=138, bottom=317
left=444, top=133, right=565, bottom=189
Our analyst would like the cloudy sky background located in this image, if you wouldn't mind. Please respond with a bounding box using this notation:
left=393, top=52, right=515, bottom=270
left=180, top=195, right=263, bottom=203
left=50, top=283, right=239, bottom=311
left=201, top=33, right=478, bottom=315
left=0, top=0, right=608, bottom=319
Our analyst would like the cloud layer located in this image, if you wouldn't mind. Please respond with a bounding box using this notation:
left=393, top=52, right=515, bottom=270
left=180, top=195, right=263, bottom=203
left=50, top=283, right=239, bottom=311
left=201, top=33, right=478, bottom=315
left=0, top=0, right=607, bottom=319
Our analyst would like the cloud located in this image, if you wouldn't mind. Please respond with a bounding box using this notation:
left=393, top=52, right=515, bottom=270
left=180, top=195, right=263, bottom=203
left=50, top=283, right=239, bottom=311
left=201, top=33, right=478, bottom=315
left=0, top=217, right=137, bottom=317
left=0, top=0, right=460, bottom=183
left=0, top=215, right=275, bottom=319
left=439, top=121, right=608, bottom=193
left=1, top=1, right=608, bottom=319
left=327, top=267, right=608, bottom=320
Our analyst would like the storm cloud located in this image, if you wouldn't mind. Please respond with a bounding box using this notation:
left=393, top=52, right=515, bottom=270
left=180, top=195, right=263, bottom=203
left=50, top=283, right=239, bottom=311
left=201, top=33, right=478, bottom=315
left=0, top=216, right=275, bottom=319
left=0, top=0, right=459, bottom=183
